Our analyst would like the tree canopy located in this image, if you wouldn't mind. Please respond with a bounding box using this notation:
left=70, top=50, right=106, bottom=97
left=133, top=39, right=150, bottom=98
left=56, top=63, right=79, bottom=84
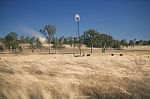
left=4, top=32, right=19, bottom=52
left=40, top=25, right=56, bottom=54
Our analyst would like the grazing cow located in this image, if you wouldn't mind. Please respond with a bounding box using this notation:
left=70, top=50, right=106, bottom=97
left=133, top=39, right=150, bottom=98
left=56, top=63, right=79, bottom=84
left=120, top=54, right=123, bottom=56
left=87, top=54, right=91, bottom=56
left=111, top=54, right=114, bottom=56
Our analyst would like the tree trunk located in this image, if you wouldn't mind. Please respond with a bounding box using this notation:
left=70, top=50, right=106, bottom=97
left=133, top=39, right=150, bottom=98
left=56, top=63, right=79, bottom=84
left=49, top=41, right=51, bottom=54
left=91, top=44, right=93, bottom=53
left=55, top=44, right=57, bottom=54
left=102, top=42, right=106, bottom=53
left=55, top=48, right=56, bottom=54
left=79, top=43, right=81, bottom=56
left=73, top=44, right=75, bottom=54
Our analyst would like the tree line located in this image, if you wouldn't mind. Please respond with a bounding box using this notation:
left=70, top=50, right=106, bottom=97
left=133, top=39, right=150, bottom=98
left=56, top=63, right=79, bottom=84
left=0, top=25, right=150, bottom=53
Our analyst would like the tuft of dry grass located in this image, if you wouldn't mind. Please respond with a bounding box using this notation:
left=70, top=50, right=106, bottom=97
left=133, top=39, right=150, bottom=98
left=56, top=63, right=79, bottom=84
left=0, top=49, right=150, bottom=99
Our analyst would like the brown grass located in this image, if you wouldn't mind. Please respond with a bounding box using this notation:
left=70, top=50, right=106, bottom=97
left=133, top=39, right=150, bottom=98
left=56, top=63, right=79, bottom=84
left=0, top=47, right=150, bottom=99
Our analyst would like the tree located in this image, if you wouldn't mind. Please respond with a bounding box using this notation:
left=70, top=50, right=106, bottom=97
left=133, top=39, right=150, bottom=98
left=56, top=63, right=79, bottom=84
left=0, top=37, right=4, bottom=43
left=52, top=38, right=59, bottom=53
left=0, top=45, right=4, bottom=52
left=102, top=34, right=108, bottom=53
left=36, top=38, right=42, bottom=49
left=29, top=37, right=36, bottom=50
left=129, top=40, right=134, bottom=47
left=24, top=36, right=31, bottom=43
left=4, top=32, right=19, bottom=53
left=62, top=36, right=74, bottom=47
left=59, top=36, right=64, bottom=44
left=139, top=40, right=143, bottom=45
left=135, top=40, right=140, bottom=45
left=120, top=39, right=128, bottom=48
left=143, top=40, right=149, bottom=45
left=52, top=37, right=65, bottom=54
left=40, top=25, right=56, bottom=54
left=83, top=29, right=97, bottom=53
left=134, top=38, right=136, bottom=46
left=148, top=40, right=150, bottom=45
left=82, top=29, right=118, bottom=52
left=20, top=35, right=25, bottom=43
left=113, top=40, right=121, bottom=49
left=67, top=36, right=74, bottom=47
left=0, top=37, right=5, bottom=52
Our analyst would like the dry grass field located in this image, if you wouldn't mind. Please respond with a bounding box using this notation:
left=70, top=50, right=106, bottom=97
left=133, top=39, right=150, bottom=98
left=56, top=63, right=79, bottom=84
left=0, top=46, right=150, bottom=99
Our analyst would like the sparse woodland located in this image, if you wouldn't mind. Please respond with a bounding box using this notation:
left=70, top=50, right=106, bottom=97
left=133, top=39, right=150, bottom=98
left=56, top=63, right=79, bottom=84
left=0, top=26, right=150, bottom=54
